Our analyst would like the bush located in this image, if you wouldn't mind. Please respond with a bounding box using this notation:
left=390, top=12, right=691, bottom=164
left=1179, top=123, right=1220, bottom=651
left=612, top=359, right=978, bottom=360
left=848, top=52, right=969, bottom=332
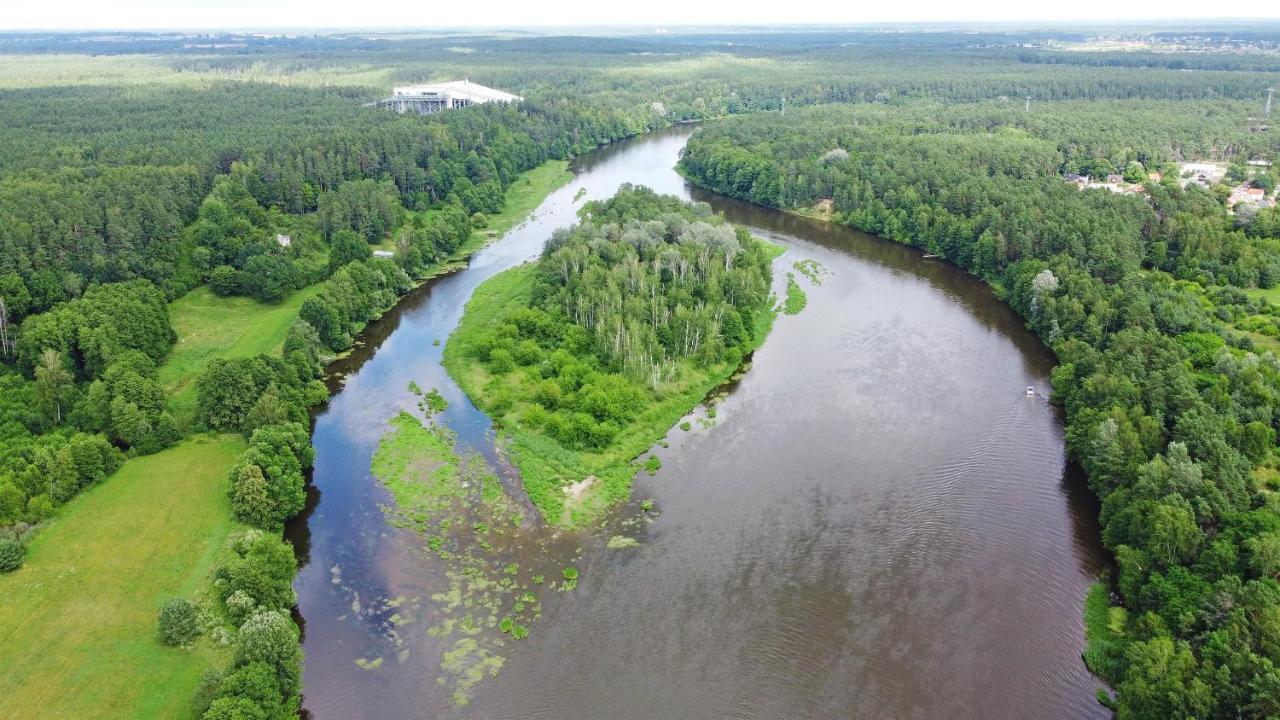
left=0, top=538, right=25, bottom=573
left=157, top=597, right=200, bottom=645
left=209, top=265, right=240, bottom=296
left=470, top=212, right=488, bottom=229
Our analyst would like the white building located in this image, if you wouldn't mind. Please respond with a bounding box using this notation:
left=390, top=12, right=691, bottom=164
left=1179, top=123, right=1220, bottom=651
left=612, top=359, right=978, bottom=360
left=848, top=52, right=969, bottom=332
left=377, top=80, right=523, bottom=115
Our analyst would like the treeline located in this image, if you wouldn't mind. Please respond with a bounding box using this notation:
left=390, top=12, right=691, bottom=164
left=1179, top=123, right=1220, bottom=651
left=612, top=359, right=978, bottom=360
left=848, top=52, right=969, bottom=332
left=0, top=281, right=178, bottom=537
left=682, top=103, right=1280, bottom=287
left=681, top=105, right=1280, bottom=719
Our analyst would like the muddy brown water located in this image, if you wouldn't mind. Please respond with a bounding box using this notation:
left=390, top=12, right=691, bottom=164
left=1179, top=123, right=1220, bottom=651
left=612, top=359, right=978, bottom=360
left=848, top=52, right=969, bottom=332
left=286, top=124, right=1109, bottom=719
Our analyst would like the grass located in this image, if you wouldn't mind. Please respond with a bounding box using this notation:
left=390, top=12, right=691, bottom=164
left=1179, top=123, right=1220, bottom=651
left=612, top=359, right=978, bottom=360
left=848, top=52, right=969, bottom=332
left=160, top=284, right=324, bottom=428
left=1082, top=581, right=1129, bottom=685
left=0, top=435, right=247, bottom=720
left=783, top=273, right=808, bottom=315
left=371, top=412, right=464, bottom=513
left=444, top=254, right=781, bottom=527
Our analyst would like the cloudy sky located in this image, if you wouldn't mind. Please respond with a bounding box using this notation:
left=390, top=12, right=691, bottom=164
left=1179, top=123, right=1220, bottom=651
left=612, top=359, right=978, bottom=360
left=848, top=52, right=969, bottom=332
left=3, top=0, right=1278, bottom=31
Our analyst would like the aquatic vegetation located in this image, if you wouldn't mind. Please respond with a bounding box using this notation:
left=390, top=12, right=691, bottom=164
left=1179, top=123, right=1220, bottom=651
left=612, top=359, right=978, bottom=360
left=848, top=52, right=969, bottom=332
left=783, top=273, right=808, bottom=315
left=644, top=455, right=662, bottom=476
left=679, top=421, right=692, bottom=431
left=606, top=535, right=639, bottom=549
left=793, top=258, right=828, bottom=285
left=424, top=388, right=448, bottom=415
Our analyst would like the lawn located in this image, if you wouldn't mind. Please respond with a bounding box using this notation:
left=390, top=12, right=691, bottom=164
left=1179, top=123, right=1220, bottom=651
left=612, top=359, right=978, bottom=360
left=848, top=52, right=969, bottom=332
left=0, top=435, right=247, bottom=720
left=160, top=284, right=324, bottom=428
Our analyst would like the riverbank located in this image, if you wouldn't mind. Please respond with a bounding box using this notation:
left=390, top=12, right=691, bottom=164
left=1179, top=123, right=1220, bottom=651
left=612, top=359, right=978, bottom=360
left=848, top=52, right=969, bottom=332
left=0, top=158, right=575, bottom=720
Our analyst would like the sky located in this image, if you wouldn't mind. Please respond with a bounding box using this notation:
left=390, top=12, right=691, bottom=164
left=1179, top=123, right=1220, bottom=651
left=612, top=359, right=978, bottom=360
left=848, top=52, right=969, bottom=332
left=3, top=0, right=1280, bottom=31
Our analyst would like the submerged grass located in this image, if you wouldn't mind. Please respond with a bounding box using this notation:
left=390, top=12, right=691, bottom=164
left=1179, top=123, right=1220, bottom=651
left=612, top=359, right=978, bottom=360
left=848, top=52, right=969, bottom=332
left=783, top=273, right=807, bottom=315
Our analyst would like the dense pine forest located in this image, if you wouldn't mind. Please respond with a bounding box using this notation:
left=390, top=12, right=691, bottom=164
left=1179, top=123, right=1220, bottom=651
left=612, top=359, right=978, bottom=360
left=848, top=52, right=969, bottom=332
left=4, top=24, right=1280, bottom=720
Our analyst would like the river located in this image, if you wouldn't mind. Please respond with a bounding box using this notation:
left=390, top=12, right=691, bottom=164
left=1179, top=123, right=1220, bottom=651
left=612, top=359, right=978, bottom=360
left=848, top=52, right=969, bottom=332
left=287, top=124, right=1109, bottom=719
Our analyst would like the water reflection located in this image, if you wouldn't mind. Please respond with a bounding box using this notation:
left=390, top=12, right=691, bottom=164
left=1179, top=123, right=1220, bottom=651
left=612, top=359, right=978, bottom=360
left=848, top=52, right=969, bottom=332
left=292, top=125, right=1107, bottom=719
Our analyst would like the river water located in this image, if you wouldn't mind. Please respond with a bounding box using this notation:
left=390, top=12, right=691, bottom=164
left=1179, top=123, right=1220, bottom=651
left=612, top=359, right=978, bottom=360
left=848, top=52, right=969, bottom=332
left=288, top=125, right=1108, bottom=719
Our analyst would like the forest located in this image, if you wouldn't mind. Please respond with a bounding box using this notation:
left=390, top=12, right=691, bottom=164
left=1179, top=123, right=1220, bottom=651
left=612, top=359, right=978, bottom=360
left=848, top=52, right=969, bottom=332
left=444, top=186, right=776, bottom=523
left=3, top=24, right=1280, bottom=720
left=681, top=102, right=1280, bottom=719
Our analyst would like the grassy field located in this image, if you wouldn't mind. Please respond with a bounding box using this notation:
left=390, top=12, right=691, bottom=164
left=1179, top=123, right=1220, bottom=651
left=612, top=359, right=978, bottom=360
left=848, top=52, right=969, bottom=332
left=0, top=435, right=247, bottom=720
left=444, top=259, right=780, bottom=527
left=160, top=284, right=325, bottom=428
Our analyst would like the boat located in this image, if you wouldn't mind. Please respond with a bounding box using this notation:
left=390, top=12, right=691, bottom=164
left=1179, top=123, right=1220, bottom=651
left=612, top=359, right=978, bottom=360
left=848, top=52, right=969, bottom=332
left=1026, top=386, right=1036, bottom=396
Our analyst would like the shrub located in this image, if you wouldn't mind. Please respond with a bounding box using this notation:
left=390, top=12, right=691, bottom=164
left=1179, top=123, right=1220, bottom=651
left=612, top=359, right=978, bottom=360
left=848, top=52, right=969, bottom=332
left=0, top=538, right=25, bottom=573
left=157, top=597, right=200, bottom=645
left=209, top=265, right=240, bottom=296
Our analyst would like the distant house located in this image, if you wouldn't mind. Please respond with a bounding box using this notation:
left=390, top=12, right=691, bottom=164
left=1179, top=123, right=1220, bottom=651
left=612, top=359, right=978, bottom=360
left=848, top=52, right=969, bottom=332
left=275, top=233, right=292, bottom=248
left=373, top=250, right=395, bottom=258
left=1229, top=184, right=1270, bottom=208
left=1106, top=174, right=1124, bottom=184
left=1181, top=162, right=1226, bottom=187
left=1064, top=173, right=1089, bottom=189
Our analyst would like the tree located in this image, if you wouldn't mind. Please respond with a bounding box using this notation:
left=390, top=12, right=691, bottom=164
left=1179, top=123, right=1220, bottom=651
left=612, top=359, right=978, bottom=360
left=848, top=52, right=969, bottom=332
left=234, top=610, right=302, bottom=700
left=0, top=538, right=25, bottom=573
left=327, top=230, right=372, bottom=273
left=157, top=597, right=200, bottom=645
left=230, top=464, right=275, bottom=529
left=241, top=255, right=298, bottom=303
left=1123, top=160, right=1146, bottom=184
left=243, top=386, right=290, bottom=437
left=34, top=348, right=73, bottom=424
left=210, top=266, right=240, bottom=296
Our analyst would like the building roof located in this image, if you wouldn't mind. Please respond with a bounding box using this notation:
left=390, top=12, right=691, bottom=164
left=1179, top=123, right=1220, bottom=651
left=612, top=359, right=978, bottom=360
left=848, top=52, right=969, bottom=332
left=391, top=80, right=522, bottom=104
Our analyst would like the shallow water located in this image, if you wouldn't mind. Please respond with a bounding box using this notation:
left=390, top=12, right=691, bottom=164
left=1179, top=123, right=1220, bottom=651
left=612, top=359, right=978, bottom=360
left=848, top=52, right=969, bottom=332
left=288, top=125, right=1108, bottom=719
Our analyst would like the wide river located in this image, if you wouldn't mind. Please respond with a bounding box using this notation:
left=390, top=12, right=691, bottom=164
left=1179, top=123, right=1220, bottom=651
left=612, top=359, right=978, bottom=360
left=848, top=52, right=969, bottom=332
left=287, top=125, right=1108, bottom=719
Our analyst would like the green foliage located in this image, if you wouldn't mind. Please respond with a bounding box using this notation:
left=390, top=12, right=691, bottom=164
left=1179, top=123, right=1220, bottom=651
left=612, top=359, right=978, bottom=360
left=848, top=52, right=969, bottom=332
left=326, top=229, right=372, bottom=274
left=209, top=266, right=240, bottom=297
left=783, top=274, right=807, bottom=315
left=681, top=101, right=1280, bottom=719
left=157, top=597, right=200, bottom=646
left=0, top=537, right=25, bottom=573
left=446, top=187, right=778, bottom=525
left=213, top=530, right=297, bottom=625
left=227, top=423, right=311, bottom=529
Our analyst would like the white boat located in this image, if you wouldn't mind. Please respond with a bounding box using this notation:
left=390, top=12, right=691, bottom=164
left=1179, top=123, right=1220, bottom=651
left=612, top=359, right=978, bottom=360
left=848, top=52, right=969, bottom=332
left=1026, top=386, right=1036, bottom=396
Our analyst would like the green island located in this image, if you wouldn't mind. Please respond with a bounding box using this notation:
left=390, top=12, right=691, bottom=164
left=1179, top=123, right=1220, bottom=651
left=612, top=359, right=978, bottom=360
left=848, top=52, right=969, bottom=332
left=445, top=186, right=780, bottom=526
